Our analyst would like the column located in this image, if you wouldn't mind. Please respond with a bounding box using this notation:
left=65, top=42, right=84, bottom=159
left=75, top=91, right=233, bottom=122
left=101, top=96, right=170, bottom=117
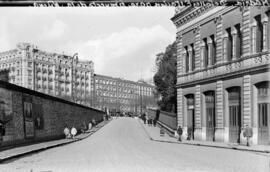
left=200, top=42, right=205, bottom=68
left=223, top=34, right=228, bottom=62
left=232, top=27, right=237, bottom=60
left=262, top=16, right=268, bottom=52
left=188, top=45, right=192, bottom=73
left=251, top=21, right=257, bottom=54
left=207, top=37, right=213, bottom=66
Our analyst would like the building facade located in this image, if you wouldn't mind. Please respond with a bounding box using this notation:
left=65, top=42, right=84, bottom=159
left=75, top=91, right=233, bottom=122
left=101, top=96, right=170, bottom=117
left=0, top=43, right=94, bottom=107
left=172, top=6, right=270, bottom=145
left=93, top=74, right=156, bottom=114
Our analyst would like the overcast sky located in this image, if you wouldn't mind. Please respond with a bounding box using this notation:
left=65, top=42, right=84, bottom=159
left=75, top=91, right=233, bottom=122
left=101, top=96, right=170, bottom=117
left=0, top=7, right=176, bottom=82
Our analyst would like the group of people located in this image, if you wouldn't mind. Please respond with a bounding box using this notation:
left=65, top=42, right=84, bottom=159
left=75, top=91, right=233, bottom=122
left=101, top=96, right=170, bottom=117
left=63, top=119, right=97, bottom=139
left=63, top=126, right=77, bottom=139
left=141, top=113, right=157, bottom=127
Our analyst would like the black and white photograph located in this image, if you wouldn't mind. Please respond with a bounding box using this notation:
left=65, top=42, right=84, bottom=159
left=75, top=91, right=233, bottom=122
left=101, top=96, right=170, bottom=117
left=0, top=1, right=269, bottom=172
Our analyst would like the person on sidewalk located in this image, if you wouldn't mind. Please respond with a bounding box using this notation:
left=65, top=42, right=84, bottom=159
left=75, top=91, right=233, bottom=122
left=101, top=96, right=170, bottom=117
left=177, top=126, right=183, bottom=142
left=88, top=121, right=93, bottom=131
left=63, top=125, right=70, bottom=139
left=71, top=126, right=77, bottom=139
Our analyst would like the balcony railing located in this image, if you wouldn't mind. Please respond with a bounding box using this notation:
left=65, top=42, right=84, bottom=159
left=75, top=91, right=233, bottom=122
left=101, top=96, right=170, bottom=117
left=178, top=52, right=270, bottom=86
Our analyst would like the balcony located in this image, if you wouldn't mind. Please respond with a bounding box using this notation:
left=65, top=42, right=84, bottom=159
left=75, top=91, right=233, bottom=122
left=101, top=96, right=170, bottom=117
left=42, top=77, right=47, bottom=81
left=37, top=76, right=41, bottom=80
left=42, top=69, right=47, bottom=74
left=178, top=52, right=270, bottom=87
left=36, top=68, right=41, bottom=73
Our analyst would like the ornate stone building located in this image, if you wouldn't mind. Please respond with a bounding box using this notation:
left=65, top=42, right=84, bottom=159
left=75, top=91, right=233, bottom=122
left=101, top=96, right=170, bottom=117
left=172, top=6, right=270, bottom=145
left=93, top=74, right=156, bottom=114
left=0, top=43, right=94, bottom=107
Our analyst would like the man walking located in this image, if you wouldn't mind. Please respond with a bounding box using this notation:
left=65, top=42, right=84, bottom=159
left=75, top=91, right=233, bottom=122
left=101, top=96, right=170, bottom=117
left=177, top=126, right=183, bottom=142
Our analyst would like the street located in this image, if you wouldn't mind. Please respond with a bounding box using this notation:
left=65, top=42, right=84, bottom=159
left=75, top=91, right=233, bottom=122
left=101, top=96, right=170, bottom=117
left=0, top=117, right=269, bottom=172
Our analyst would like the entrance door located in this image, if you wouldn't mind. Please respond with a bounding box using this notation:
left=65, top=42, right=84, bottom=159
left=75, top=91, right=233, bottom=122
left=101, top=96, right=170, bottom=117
left=186, top=94, right=195, bottom=140
left=187, top=109, right=195, bottom=140
left=205, top=92, right=215, bottom=141
left=229, top=105, right=241, bottom=143
left=228, top=87, right=241, bottom=143
left=258, top=103, right=270, bottom=144
left=257, top=81, right=270, bottom=145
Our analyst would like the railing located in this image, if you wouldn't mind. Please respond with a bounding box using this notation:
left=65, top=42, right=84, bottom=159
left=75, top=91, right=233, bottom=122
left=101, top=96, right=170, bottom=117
left=147, top=109, right=177, bottom=130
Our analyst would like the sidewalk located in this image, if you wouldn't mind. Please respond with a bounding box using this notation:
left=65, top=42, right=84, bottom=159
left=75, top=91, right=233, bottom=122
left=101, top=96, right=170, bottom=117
left=0, top=119, right=111, bottom=163
left=138, top=119, right=270, bottom=154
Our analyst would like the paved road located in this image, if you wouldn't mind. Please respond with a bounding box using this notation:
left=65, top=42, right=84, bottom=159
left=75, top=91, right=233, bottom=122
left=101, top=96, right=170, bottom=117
left=0, top=118, right=269, bottom=172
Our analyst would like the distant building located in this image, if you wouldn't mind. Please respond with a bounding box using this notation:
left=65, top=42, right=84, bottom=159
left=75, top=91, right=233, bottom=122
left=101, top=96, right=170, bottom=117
left=0, top=69, right=9, bottom=82
left=0, top=43, right=94, bottom=107
left=172, top=7, right=270, bottom=145
left=93, top=74, right=156, bottom=114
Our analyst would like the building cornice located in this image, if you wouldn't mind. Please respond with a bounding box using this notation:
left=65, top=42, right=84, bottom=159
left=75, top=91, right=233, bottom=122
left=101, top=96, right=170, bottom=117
left=177, top=64, right=269, bottom=89
left=175, top=6, right=237, bottom=37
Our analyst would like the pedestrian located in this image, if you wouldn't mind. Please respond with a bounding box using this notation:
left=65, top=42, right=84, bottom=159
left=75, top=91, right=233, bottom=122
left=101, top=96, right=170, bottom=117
left=177, top=126, right=183, bottom=142
left=153, top=119, right=157, bottom=127
left=63, top=125, right=70, bottom=139
left=71, top=126, right=77, bottom=139
left=92, top=119, right=96, bottom=127
left=88, top=121, right=92, bottom=131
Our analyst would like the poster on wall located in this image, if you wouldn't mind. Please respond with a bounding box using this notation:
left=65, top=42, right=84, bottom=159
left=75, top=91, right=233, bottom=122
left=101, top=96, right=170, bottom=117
left=25, top=121, right=34, bottom=138
left=23, top=95, right=34, bottom=139
left=0, top=88, right=13, bottom=124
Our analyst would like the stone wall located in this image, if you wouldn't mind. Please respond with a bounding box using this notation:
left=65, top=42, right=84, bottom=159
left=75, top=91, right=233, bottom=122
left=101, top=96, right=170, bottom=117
left=0, top=81, right=105, bottom=147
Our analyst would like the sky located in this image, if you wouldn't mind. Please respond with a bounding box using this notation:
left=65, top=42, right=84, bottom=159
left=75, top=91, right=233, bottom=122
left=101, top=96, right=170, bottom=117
left=0, top=7, right=176, bottom=82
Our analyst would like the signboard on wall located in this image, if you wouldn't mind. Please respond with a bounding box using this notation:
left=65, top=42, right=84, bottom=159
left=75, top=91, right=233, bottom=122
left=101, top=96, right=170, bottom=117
left=0, top=88, right=13, bottom=122
left=23, top=95, right=34, bottom=139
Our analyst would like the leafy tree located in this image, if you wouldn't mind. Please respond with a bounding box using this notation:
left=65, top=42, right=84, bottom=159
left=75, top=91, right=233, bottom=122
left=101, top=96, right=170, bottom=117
left=153, top=41, right=177, bottom=113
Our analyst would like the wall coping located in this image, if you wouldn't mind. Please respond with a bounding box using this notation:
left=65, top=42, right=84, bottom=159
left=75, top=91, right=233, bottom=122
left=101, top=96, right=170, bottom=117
left=0, top=80, right=105, bottom=113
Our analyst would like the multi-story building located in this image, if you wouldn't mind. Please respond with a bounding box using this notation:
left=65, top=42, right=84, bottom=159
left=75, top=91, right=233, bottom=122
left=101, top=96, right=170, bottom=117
left=172, top=6, right=270, bottom=145
left=0, top=43, right=94, bottom=107
left=93, top=74, right=156, bottom=114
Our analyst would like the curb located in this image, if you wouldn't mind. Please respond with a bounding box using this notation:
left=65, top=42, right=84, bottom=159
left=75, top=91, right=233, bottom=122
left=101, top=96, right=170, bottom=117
left=0, top=120, right=112, bottom=163
left=138, top=120, right=270, bottom=154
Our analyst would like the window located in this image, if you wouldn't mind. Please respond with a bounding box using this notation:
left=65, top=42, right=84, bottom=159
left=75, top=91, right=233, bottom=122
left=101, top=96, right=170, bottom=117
left=267, top=11, right=270, bottom=50
left=255, top=15, right=263, bottom=53
left=191, top=43, right=195, bottom=71
left=226, top=28, right=233, bottom=61
left=235, top=24, right=242, bottom=59
left=210, top=35, right=216, bottom=65
left=185, top=46, right=189, bottom=72
left=203, top=38, right=208, bottom=68
left=258, top=103, right=268, bottom=127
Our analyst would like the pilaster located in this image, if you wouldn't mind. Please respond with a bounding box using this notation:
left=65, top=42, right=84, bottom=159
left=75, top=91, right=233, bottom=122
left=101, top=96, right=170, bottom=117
left=262, top=15, right=268, bottom=52
left=195, top=85, right=202, bottom=140
left=251, top=21, right=257, bottom=54
left=232, top=27, right=237, bottom=60
left=207, top=37, right=213, bottom=67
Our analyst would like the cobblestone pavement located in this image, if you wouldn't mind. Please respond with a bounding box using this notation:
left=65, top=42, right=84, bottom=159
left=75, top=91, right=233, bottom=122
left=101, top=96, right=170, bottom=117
left=0, top=117, right=269, bottom=172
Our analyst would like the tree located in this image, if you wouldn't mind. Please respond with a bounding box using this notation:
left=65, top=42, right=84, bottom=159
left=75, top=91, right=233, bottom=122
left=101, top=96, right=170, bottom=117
left=153, top=41, right=177, bottom=113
